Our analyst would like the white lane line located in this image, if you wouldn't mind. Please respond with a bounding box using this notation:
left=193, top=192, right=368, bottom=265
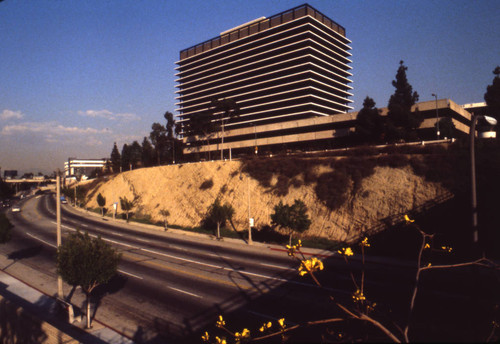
left=112, top=232, right=124, bottom=237
left=207, top=253, right=233, bottom=259
left=26, top=233, right=56, bottom=248
left=102, top=238, right=139, bottom=249
left=140, top=248, right=221, bottom=269
left=259, top=263, right=294, bottom=270
left=141, top=248, right=299, bottom=284
left=168, top=286, right=202, bottom=298
left=81, top=224, right=89, bottom=228
left=118, top=269, right=143, bottom=280
left=135, top=237, right=152, bottom=243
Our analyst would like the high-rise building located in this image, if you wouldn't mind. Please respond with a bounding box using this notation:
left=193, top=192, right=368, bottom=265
left=175, top=4, right=353, bottom=159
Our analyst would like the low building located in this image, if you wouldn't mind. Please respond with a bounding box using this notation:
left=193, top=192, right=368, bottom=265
left=182, top=98, right=475, bottom=158
left=64, top=158, right=108, bottom=177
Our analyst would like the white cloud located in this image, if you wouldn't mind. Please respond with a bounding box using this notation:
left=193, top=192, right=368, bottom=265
left=78, top=109, right=140, bottom=121
left=0, top=109, right=24, bottom=120
left=0, top=122, right=110, bottom=139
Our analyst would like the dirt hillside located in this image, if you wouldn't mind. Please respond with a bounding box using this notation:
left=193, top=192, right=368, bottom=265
left=83, top=158, right=450, bottom=242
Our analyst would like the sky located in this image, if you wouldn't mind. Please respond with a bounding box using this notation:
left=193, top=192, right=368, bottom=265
left=1, top=0, right=499, bottom=175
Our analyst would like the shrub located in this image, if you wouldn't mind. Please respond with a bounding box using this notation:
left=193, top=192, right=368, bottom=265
left=199, top=179, right=214, bottom=190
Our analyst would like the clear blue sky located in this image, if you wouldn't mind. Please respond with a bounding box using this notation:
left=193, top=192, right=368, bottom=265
left=1, top=0, right=498, bottom=174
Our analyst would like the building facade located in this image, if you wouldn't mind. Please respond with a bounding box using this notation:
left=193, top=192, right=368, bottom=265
left=64, top=158, right=108, bottom=177
left=176, top=4, right=353, bottom=158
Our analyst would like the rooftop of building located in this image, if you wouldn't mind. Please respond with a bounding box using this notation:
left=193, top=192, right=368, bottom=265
left=179, top=4, right=348, bottom=61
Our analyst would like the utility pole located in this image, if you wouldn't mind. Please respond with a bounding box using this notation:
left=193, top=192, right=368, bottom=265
left=56, top=172, right=63, bottom=299
left=247, top=177, right=253, bottom=245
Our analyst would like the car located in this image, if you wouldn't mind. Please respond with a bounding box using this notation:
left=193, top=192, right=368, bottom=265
left=12, top=206, right=21, bottom=212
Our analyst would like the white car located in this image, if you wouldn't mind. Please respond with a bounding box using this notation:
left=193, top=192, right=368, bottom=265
left=11, top=206, right=21, bottom=212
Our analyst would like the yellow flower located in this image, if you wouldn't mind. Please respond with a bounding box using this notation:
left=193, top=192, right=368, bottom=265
left=259, top=321, right=272, bottom=332
left=352, top=289, right=366, bottom=303
left=298, top=257, right=324, bottom=276
left=338, top=247, right=354, bottom=256
left=278, top=318, right=286, bottom=329
left=441, top=246, right=453, bottom=253
left=216, top=315, right=226, bottom=328
left=404, top=214, right=415, bottom=223
left=201, top=331, right=209, bottom=342
left=424, top=243, right=430, bottom=249
left=360, top=237, right=370, bottom=247
left=235, top=328, right=250, bottom=340
left=427, top=262, right=432, bottom=267
left=286, top=240, right=303, bottom=257
left=215, top=336, right=227, bottom=344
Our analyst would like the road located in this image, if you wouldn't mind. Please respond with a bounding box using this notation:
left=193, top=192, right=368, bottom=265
left=2, top=193, right=497, bottom=343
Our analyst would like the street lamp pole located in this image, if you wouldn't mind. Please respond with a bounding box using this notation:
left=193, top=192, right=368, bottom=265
left=470, top=113, right=497, bottom=254
left=432, top=93, right=439, bottom=139
left=56, top=171, right=63, bottom=299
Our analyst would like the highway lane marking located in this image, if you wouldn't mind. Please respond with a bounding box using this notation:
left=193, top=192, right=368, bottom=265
left=121, top=251, right=252, bottom=291
left=118, top=269, right=143, bottom=280
left=26, top=233, right=56, bottom=248
left=259, top=263, right=294, bottom=270
left=140, top=248, right=307, bottom=286
left=168, top=286, right=202, bottom=298
left=135, top=237, right=152, bottom=243
left=102, top=238, right=140, bottom=249
left=207, top=253, right=233, bottom=259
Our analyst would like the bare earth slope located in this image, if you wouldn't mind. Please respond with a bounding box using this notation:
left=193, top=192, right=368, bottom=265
left=84, top=159, right=449, bottom=242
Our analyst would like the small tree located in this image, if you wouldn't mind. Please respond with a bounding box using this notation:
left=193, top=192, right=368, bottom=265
left=484, top=66, right=500, bottom=122
left=386, top=60, right=421, bottom=142
left=119, top=196, right=134, bottom=222
left=435, top=117, right=456, bottom=139
left=160, top=209, right=170, bottom=230
left=110, top=142, right=121, bottom=173
left=96, top=193, right=106, bottom=216
left=355, top=96, right=385, bottom=143
left=57, top=231, right=121, bottom=329
left=0, top=212, right=12, bottom=244
left=207, top=198, right=235, bottom=240
left=271, top=199, right=311, bottom=245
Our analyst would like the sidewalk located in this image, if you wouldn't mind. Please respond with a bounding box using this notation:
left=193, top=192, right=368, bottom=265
left=0, top=268, right=134, bottom=344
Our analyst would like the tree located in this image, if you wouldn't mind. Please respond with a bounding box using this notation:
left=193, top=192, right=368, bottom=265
left=96, top=193, right=106, bottom=216
left=110, top=142, right=121, bottom=173
left=57, top=231, right=121, bottom=329
left=484, top=66, right=500, bottom=121
left=129, top=140, right=142, bottom=169
left=435, top=117, right=456, bottom=139
left=271, top=199, right=311, bottom=245
left=141, top=137, right=155, bottom=168
left=150, top=122, right=168, bottom=166
left=210, top=98, right=240, bottom=160
left=0, top=212, right=12, bottom=244
left=0, top=177, right=14, bottom=199
left=160, top=209, right=170, bottom=230
left=164, top=111, right=179, bottom=164
left=206, top=198, right=235, bottom=240
left=119, top=196, right=134, bottom=222
left=355, top=96, right=385, bottom=143
left=121, top=144, right=131, bottom=171
left=387, top=60, right=422, bottom=142
left=184, top=110, right=217, bottom=160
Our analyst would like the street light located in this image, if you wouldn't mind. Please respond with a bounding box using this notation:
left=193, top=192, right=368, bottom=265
left=431, top=93, right=439, bottom=139
left=470, top=113, right=497, bottom=254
